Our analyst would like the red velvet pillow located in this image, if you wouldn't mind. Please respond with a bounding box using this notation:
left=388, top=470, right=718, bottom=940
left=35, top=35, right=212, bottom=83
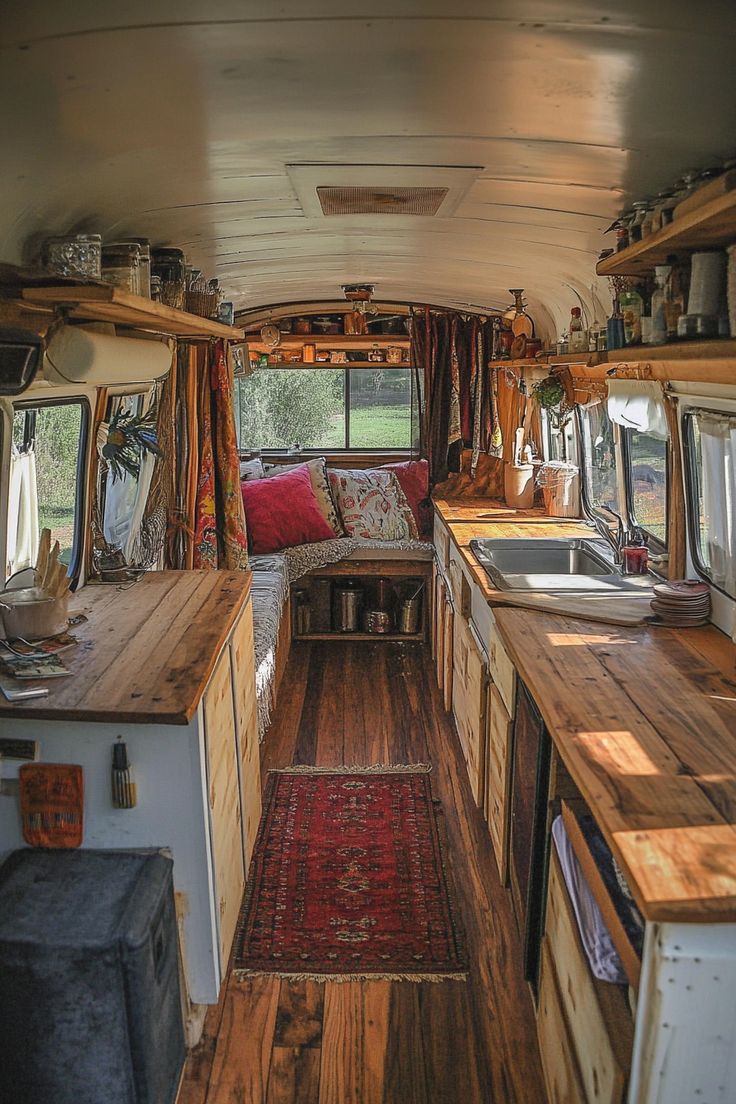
left=380, top=459, right=432, bottom=537
left=241, top=463, right=336, bottom=554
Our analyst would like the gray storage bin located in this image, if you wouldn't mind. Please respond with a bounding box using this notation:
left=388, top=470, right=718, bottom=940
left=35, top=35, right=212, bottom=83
left=0, top=848, right=185, bottom=1104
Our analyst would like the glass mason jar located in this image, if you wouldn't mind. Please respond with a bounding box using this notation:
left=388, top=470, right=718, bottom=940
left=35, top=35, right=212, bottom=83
left=101, top=243, right=141, bottom=294
left=151, top=248, right=186, bottom=310
left=125, top=237, right=151, bottom=297
left=42, top=233, right=102, bottom=280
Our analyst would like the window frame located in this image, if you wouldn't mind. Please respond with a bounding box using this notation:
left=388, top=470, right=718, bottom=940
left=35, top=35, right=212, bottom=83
left=620, top=426, right=669, bottom=553
left=682, top=407, right=734, bottom=599
left=576, top=402, right=625, bottom=527
left=10, top=395, right=90, bottom=584
left=234, top=364, right=418, bottom=455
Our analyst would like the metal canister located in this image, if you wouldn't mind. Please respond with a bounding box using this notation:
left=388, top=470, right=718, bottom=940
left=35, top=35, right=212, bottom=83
left=397, top=593, right=422, bottom=634
left=333, top=581, right=363, bottom=632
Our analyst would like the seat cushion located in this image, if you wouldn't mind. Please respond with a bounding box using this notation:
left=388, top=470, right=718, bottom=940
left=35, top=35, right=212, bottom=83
left=241, top=464, right=336, bottom=554
left=263, top=457, right=343, bottom=536
left=380, top=459, right=432, bottom=538
left=327, top=468, right=418, bottom=540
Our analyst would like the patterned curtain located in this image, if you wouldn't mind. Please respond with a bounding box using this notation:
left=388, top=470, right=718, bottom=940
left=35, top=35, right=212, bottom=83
left=411, top=308, right=498, bottom=486
left=164, top=339, right=248, bottom=571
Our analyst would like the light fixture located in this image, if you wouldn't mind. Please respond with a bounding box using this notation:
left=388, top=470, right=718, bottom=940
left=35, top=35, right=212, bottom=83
left=341, top=284, right=379, bottom=315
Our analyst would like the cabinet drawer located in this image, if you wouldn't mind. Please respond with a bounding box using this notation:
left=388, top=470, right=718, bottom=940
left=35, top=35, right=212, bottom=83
left=485, top=684, right=512, bottom=882
left=203, top=646, right=245, bottom=970
left=488, top=620, right=516, bottom=717
left=545, top=849, right=633, bottom=1104
left=537, top=941, right=586, bottom=1104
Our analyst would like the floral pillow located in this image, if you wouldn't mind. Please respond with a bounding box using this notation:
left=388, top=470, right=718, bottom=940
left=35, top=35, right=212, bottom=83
left=327, top=469, right=418, bottom=540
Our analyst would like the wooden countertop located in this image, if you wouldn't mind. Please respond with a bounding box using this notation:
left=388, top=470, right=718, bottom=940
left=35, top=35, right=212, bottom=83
left=495, top=608, right=736, bottom=924
left=0, top=571, right=252, bottom=725
left=433, top=496, right=736, bottom=923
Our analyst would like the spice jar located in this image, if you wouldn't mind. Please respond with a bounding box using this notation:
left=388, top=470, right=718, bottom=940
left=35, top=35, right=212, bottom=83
left=101, top=243, right=141, bottom=294
left=151, top=247, right=186, bottom=310
left=42, top=233, right=102, bottom=280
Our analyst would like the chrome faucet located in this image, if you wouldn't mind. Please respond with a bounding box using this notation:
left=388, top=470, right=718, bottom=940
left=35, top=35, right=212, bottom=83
left=588, top=512, right=625, bottom=565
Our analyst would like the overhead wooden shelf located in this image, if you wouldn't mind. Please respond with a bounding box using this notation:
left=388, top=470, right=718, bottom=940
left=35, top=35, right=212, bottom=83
left=596, top=189, right=736, bottom=275
left=21, top=285, right=245, bottom=340
left=248, top=359, right=415, bottom=370
left=246, top=333, right=409, bottom=350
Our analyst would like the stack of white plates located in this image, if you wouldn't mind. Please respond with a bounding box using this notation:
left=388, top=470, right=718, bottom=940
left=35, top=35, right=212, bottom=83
left=650, top=580, right=711, bottom=626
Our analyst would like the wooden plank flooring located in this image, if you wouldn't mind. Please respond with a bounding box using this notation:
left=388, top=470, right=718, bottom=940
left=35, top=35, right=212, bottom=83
left=180, top=642, right=547, bottom=1103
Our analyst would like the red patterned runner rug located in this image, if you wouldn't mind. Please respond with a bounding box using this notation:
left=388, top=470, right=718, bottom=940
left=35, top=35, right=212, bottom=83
left=234, top=765, right=468, bottom=982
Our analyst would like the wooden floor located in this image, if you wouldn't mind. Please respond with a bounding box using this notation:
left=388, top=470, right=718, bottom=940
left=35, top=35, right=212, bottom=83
left=179, top=642, right=547, bottom=1104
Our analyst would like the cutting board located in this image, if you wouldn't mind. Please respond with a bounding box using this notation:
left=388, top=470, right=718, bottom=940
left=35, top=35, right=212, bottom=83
left=487, top=589, right=653, bottom=626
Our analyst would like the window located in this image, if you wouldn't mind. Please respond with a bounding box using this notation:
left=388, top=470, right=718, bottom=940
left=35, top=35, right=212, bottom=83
left=98, top=391, right=160, bottom=568
left=7, top=399, right=88, bottom=580
left=542, top=407, right=577, bottom=465
left=684, top=409, right=736, bottom=598
left=235, top=367, right=418, bottom=452
left=625, top=428, right=668, bottom=547
left=579, top=401, right=621, bottom=520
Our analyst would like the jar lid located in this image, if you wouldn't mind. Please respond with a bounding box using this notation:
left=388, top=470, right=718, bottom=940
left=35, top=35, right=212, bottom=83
left=152, top=247, right=185, bottom=259
left=44, top=232, right=102, bottom=244
left=103, top=242, right=141, bottom=258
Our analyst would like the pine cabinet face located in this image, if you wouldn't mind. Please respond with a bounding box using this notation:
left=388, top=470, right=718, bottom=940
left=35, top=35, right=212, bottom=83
left=203, top=647, right=245, bottom=972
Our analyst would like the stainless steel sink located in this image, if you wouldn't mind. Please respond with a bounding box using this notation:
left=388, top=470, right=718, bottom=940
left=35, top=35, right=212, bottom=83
left=469, top=537, right=649, bottom=592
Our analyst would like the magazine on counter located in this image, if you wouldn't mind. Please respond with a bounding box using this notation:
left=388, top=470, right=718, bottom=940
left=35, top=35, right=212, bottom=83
left=0, top=655, right=72, bottom=679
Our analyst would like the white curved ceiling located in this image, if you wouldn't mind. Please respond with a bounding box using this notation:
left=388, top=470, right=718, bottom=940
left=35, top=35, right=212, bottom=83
left=2, top=2, right=735, bottom=335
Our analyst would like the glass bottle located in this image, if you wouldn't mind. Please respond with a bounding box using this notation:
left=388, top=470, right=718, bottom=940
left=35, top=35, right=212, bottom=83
left=664, top=257, right=687, bottom=340
left=568, top=307, right=587, bottom=353
left=619, top=285, right=644, bottom=345
left=650, top=265, right=671, bottom=345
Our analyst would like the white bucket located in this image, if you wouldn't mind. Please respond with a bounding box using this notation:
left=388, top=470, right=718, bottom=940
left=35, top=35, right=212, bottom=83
left=537, top=462, right=581, bottom=518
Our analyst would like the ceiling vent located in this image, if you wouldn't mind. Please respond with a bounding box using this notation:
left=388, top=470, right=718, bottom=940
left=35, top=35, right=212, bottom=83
left=287, top=165, right=482, bottom=218
left=317, top=185, right=448, bottom=217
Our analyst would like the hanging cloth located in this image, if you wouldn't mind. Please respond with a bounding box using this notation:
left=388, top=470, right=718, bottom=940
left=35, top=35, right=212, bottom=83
left=193, top=348, right=218, bottom=569
left=211, top=338, right=249, bottom=570
left=606, top=380, right=668, bottom=439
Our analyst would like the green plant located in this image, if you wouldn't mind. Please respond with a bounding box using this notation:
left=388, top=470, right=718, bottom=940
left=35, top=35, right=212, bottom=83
left=102, top=408, right=162, bottom=482
left=532, top=375, right=566, bottom=411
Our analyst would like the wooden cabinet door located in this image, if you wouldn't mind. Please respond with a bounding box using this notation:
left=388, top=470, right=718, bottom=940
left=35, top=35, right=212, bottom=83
left=457, top=620, right=488, bottom=808
left=203, top=645, right=245, bottom=971
left=466, top=630, right=488, bottom=808
left=442, top=596, right=454, bottom=712
left=230, top=599, right=262, bottom=869
left=537, top=942, right=586, bottom=1104
left=486, top=683, right=512, bottom=882
left=434, top=573, right=446, bottom=689
left=452, top=614, right=470, bottom=762
left=545, top=852, right=633, bottom=1104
